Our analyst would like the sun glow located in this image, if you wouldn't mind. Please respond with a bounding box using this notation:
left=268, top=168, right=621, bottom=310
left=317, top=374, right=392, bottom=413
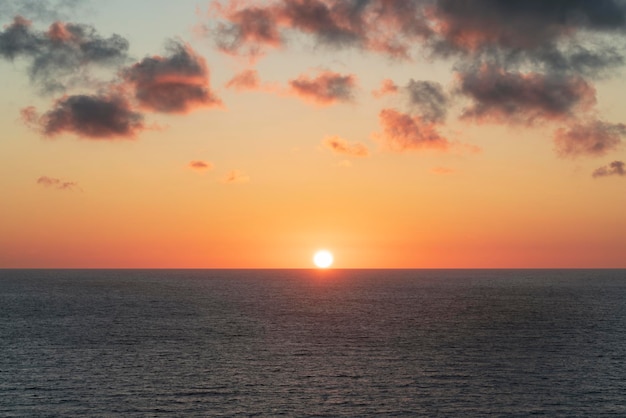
left=313, top=250, right=334, bottom=268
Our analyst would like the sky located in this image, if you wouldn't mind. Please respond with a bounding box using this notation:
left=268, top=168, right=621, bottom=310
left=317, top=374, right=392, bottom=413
left=1, top=0, right=625, bottom=268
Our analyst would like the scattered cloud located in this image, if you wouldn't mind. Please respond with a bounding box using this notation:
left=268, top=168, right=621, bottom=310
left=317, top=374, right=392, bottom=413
left=372, top=78, right=398, bottom=98
left=0, top=16, right=129, bottom=93
left=208, top=0, right=626, bottom=71
left=457, top=65, right=596, bottom=125
left=208, top=0, right=626, bottom=158
left=592, top=161, right=626, bottom=178
left=123, top=40, right=221, bottom=113
left=225, top=69, right=260, bottom=91
left=322, top=135, right=368, bottom=157
left=14, top=38, right=224, bottom=139
left=26, top=94, right=144, bottom=139
left=288, top=70, right=357, bottom=105
left=405, top=79, right=449, bottom=123
left=188, top=160, right=213, bottom=171
left=207, top=0, right=431, bottom=59
left=36, top=175, right=80, bottom=191
left=375, top=108, right=449, bottom=152
left=209, top=3, right=283, bottom=58
left=554, top=120, right=625, bottom=158
left=222, top=170, right=250, bottom=184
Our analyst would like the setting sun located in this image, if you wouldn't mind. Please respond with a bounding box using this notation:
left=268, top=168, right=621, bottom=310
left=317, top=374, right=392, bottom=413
left=313, top=250, right=334, bottom=269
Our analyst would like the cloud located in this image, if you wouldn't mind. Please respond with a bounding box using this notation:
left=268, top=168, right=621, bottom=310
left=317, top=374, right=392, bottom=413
left=428, top=1, right=626, bottom=65
left=222, top=170, right=250, bottom=184
left=208, top=0, right=431, bottom=59
left=288, top=70, right=356, bottom=105
left=375, top=108, right=449, bottom=152
left=0, top=16, right=129, bottom=93
left=189, top=160, right=213, bottom=171
left=322, top=135, right=368, bottom=157
left=209, top=0, right=626, bottom=133
left=554, top=120, right=625, bottom=158
left=0, top=0, right=87, bottom=22
left=372, top=78, right=398, bottom=98
left=225, top=69, right=260, bottom=91
left=122, top=40, right=221, bottom=113
left=27, top=93, right=144, bottom=139
left=36, top=175, right=79, bottom=191
left=405, top=79, right=449, bottom=123
left=457, top=65, right=596, bottom=125
left=431, top=166, right=455, bottom=175
left=210, top=3, right=283, bottom=57
left=592, top=160, right=626, bottom=178
left=209, top=1, right=626, bottom=71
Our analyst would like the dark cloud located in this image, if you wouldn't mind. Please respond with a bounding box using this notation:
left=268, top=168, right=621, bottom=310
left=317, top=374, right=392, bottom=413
left=0, top=16, right=129, bottom=93
left=36, top=175, right=79, bottom=191
left=322, top=136, right=368, bottom=157
left=457, top=65, right=596, bottom=125
left=32, top=94, right=144, bottom=139
left=288, top=70, right=356, bottom=105
left=554, top=120, right=625, bottom=158
left=431, top=0, right=626, bottom=52
left=531, top=43, right=624, bottom=78
left=592, top=160, right=626, bottom=178
left=376, top=108, right=449, bottom=152
left=225, top=69, right=260, bottom=91
left=405, top=79, right=449, bottom=123
left=209, top=0, right=431, bottom=58
left=123, top=41, right=221, bottom=113
left=209, top=0, right=626, bottom=152
left=210, top=0, right=626, bottom=69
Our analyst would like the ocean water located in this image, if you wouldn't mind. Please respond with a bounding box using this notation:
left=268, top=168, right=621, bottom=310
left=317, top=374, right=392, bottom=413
left=1, top=269, right=625, bottom=416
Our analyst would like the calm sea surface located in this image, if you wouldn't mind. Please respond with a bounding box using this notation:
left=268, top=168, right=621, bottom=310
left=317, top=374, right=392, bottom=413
left=1, top=269, right=625, bottom=416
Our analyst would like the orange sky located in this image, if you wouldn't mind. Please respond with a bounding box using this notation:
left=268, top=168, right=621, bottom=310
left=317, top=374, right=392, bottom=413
left=1, top=0, right=625, bottom=268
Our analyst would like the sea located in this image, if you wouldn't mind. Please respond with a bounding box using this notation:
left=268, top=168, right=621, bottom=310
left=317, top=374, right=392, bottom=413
left=1, top=269, right=625, bottom=417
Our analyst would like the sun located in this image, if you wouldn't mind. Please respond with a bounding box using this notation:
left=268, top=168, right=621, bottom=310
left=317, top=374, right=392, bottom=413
left=313, top=250, right=334, bottom=268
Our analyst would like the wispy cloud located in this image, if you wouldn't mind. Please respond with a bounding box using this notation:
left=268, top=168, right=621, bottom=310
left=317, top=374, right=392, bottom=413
left=592, top=161, right=626, bottom=178
left=0, top=0, right=87, bottom=22
left=288, top=70, right=357, bottom=106
left=225, top=69, right=260, bottom=91
left=222, top=170, right=250, bottom=184
left=322, top=135, right=368, bottom=157
left=405, top=79, right=449, bottom=124
left=554, top=120, right=625, bottom=158
left=431, top=166, right=455, bottom=175
left=36, top=175, right=80, bottom=191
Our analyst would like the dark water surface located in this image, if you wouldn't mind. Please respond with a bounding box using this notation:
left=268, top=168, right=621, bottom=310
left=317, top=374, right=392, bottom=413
left=1, top=269, right=625, bottom=416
